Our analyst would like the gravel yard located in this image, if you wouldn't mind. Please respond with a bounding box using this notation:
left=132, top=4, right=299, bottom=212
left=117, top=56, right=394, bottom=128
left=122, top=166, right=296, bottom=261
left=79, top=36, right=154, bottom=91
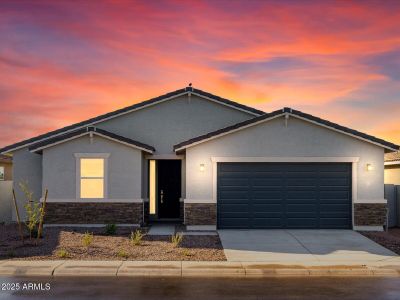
left=360, top=228, right=400, bottom=255
left=0, top=224, right=226, bottom=261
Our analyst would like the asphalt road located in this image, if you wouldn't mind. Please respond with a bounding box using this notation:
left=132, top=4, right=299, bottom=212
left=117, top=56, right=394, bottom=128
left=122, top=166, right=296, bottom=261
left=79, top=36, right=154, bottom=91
left=1, top=277, right=400, bottom=300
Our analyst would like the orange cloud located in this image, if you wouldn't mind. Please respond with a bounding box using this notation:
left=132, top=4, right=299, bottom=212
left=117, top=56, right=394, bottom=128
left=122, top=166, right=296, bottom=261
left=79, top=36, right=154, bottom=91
left=0, top=0, right=399, bottom=147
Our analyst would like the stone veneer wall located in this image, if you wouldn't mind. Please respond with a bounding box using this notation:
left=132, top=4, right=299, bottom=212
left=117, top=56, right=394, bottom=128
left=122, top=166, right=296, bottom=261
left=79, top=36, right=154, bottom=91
left=180, top=201, right=184, bottom=221
left=45, top=202, right=143, bottom=224
left=143, top=201, right=149, bottom=225
left=184, top=203, right=216, bottom=225
left=354, top=203, right=387, bottom=226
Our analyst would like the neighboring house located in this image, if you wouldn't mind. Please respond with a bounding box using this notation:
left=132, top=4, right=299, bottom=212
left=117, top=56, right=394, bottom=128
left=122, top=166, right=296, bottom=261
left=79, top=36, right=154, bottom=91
left=0, top=154, right=12, bottom=181
left=0, top=86, right=399, bottom=231
left=385, top=152, right=400, bottom=185
left=0, top=154, right=13, bottom=223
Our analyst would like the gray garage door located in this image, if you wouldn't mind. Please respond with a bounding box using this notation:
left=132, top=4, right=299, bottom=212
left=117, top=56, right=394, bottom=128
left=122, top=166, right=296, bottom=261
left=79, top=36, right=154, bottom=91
left=217, top=163, right=352, bottom=229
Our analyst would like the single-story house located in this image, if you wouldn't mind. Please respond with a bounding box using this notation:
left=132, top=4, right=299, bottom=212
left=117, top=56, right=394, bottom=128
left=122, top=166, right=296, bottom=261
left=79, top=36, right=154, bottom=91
left=385, top=152, right=400, bottom=185
left=1, top=86, right=399, bottom=231
left=0, top=154, right=12, bottom=181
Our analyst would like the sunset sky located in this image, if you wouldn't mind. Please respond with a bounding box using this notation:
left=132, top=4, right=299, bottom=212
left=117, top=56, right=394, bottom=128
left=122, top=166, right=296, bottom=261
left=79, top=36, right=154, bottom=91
left=1, top=0, right=400, bottom=148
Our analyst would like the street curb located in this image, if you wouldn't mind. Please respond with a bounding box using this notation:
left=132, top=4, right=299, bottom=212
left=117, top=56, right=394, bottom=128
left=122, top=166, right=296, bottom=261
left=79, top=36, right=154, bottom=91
left=0, top=260, right=399, bottom=277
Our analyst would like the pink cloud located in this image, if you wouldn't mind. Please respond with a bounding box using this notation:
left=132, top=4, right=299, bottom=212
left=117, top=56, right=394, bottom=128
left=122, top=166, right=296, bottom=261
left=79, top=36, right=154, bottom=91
left=0, top=0, right=399, bottom=147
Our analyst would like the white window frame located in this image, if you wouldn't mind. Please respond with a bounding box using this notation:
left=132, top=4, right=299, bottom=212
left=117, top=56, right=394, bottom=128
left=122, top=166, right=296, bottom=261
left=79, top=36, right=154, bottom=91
left=0, top=166, right=4, bottom=181
left=74, top=153, right=110, bottom=200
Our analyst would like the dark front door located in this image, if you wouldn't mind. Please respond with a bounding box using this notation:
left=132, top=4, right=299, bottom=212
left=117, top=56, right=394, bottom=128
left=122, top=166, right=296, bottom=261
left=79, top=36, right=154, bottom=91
left=157, top=160, right=181, bottom=219
left=217, top=162, right=352, bottom=229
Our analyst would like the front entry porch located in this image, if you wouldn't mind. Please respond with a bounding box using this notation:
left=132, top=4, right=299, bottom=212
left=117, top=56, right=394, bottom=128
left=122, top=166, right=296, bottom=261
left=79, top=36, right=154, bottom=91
left=147, top=159, right=183, bottom=223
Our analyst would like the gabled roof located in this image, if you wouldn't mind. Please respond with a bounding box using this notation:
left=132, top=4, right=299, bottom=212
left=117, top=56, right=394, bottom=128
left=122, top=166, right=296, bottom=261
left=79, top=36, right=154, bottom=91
left=385, top=151, right=400, bottom=165
left=174, top=107, right=400, bottom=152
left=0, top=86, right=264, bottom=154
left=29, top=127, right=155, bottom=154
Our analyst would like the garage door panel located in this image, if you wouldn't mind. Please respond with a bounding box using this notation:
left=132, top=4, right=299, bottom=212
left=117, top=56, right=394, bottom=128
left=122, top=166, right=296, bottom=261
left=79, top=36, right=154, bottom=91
left=286, top=218, right=317, bottom=228
left=253, top=190, right=285, bottom=198
left=253, top=178, right=284, bottom=187
left=218, top=203, right=249, bottom=210
left=320, top=178, right=350, bottom=186
left=286, top=191, right=317, bottom=199
left=320, top=218, right=351, bottom=228
left=319, top=191, right=350, bottom=199
left=219, top=178, right=250, bottom=188
left=219, top=191, right=251, bottom=199
left=287, top=178, right=318, bottom=187
left=218, top=162, right=351, bottom=229
left=252, top=204, right=283, bottom=214
left=252, top=218, right=284, bottom=228
left=320, top=203, right=350, bottom=212
left=287, top=204, right=317, bottom=212
left=219, top=213, right=251, bottom=219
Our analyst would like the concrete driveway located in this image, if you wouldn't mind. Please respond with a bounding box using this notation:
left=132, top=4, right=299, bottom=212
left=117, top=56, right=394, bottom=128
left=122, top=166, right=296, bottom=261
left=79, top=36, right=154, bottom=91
left=218, top=230, right=398, bottom=264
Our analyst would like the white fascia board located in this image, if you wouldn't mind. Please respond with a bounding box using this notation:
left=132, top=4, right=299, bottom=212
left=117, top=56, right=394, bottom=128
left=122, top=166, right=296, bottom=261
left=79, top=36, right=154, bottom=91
left=385, top=161, right=400, bottom=166
left=30, top=132, right=153, bottom=154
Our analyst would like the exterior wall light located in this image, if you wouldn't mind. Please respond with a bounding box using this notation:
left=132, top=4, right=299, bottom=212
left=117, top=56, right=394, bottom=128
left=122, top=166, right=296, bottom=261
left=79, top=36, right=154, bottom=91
left=366, top=163, right=374, bottom=171
left=199, top=164, right=205, bottom=172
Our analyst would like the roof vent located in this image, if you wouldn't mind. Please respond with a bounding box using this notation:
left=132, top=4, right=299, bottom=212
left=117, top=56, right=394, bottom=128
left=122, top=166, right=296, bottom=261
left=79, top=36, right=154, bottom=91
left=186, top=83, right=193, bottom=92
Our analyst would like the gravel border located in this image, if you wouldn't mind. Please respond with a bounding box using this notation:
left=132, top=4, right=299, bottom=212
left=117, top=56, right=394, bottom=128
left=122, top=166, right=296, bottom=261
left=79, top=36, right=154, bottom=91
left=359, top=228, right=400, bottom=255
left=0, top=224, right=226, bottom=261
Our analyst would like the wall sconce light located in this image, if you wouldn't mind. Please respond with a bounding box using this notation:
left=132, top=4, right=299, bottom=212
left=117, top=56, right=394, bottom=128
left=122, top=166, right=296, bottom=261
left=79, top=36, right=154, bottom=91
left=199, top=164, right=205, bottom=172
left=366, top=163, right=374, bottom=171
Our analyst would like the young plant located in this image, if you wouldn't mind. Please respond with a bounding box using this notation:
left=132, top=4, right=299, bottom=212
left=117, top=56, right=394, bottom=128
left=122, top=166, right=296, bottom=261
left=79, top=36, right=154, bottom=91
left=171, top=233, right=183, bottom=248
left=19, top=181, right=42, bottom=240
left=130, top=230, right=144, bottom=246
left=181, top=248, right=192, bottom=257
left=57, top=249, right=69, bottom=258
left=82, top=231, right=94, bottom=252
left=116, top=249, right=129, bottom=259
left=105, top=223, right=117, bottom=235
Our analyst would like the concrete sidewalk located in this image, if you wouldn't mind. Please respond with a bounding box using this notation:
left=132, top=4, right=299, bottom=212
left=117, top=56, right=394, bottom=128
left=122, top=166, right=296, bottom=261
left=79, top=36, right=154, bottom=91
left=0, top=259, right=400, bottom=277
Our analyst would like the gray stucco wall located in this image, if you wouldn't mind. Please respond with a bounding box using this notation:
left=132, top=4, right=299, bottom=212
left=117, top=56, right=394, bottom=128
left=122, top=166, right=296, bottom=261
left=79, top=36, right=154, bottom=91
left=43, top=135, right=143, bottom=200
left=98, top=94, right=254, bottom=154
left=12, top=148, right=43, bottom=220
left=185, top=116, right=385, bottom=203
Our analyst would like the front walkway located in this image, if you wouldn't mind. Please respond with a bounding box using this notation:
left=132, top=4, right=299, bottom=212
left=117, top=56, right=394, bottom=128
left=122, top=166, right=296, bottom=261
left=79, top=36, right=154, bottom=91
left=218, top=229, right=398, bottom=264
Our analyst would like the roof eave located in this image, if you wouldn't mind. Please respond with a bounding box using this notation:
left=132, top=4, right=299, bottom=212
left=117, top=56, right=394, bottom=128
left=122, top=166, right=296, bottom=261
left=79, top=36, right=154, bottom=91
left=173, top=110, right=400, bottom=152
left=29, top=129, right=155, bottom=154
left=0, top=87, right=263, bottom=154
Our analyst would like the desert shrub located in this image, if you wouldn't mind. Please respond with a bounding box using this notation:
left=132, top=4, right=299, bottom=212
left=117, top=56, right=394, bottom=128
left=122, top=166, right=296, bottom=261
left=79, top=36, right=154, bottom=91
left=130, top=230, right=144, bottom=246
left=181, top=248, right=192, bottom=257
left=116, top=249, right=129, bottom=259
left=171, top=233, right=183, bottom=248
left=19, top=181, right=42, bottom=240
left=82, top=231, right=94, bottom=251
left=57, top=249, right=69, bottom=258
left=105, top=224, right=117, bottom=235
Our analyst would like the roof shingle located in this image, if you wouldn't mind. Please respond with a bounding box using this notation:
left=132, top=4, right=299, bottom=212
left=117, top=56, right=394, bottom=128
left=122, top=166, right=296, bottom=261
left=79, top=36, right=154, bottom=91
left=385, top=151, right=400, bottom=162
